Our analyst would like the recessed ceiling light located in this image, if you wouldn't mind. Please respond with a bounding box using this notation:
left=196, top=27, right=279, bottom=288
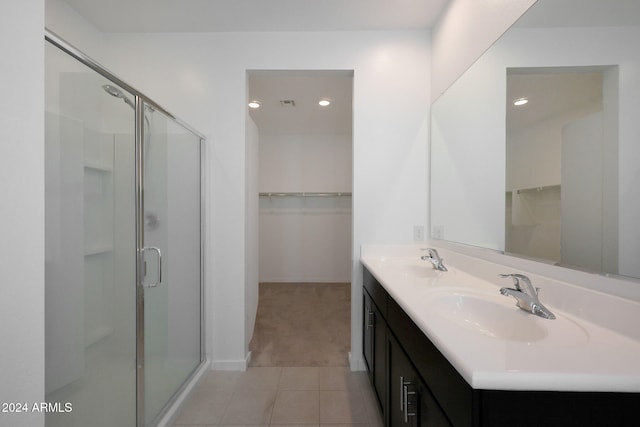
left=513, top=97, right=528, bottom=106
left=248, top=101, right=261, bottom=109
left=318, top=99, right=331, bottom=107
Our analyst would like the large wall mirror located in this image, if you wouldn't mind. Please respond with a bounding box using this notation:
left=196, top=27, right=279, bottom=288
left=431, top=0, right=640, bottom=280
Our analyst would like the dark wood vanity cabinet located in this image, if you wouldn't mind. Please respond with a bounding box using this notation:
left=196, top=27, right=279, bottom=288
left=362, top=266, right=640, bottom=427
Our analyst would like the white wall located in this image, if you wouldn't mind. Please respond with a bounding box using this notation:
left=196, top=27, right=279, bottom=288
left=245, top=116, right=260, bottom=354
left=561, top=112, right=606, bottom=272
left=430, top=60, right=507, bottom=249
left=45, top=0, right=105, bottom=60
left=429, top=0, right=535, bottom=250
left=431, top=0, right=536, bottom=101
left=85, top=30, right=431, bottom=370
left=259, top=133, right=352, bottom=192
left=258, top=132, right=352, bottom=283
left=0, top=1, right=45, bottom=426
left=506, top=101, right=602, bottom=191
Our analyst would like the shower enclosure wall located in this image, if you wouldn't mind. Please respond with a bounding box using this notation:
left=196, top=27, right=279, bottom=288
left=44, top=31, right=206, bottom=427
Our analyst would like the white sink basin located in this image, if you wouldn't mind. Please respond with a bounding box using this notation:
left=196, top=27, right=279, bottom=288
left=426, top=289, right=589, bottom=345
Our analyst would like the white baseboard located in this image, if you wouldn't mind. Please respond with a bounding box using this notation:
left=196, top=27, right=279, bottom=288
left=209, top=351, right=251, bottom=371
left=349, top=352, right=366, bottom=371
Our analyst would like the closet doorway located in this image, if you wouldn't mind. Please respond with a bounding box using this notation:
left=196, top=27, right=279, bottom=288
left=248, top=70, right=353, bottom=367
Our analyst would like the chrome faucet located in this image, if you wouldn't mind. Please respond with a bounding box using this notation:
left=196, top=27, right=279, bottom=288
left=421, top=248, right=448, bottom=271
left=499, top=274, right=555, bottom=319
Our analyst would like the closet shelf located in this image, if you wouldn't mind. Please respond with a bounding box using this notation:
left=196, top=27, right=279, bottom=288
left=259, top=192, right=352, bottom=197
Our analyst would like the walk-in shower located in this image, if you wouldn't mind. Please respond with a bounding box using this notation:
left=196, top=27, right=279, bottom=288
left=45, top=30, right=206, bottom=427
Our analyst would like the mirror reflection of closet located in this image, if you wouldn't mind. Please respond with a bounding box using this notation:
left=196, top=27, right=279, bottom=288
left=505, top=66, right=618, bottom=273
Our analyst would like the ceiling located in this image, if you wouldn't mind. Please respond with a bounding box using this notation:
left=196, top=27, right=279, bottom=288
left=506, top=70, right=604, bottom=133
left=61, top=0, right=450, bottom=33
left=515, top=0, right=640, bottom=27
left=59, top=0, right=449, bottom=135
left=248, top=71, right=353, bottom=135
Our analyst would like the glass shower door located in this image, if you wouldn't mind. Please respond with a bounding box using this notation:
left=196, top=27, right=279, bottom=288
left=45, top=41, right=137, bottom=427
left=140, top=104, right=203, bottom=425
left=46, top=31, right=205, bottom=427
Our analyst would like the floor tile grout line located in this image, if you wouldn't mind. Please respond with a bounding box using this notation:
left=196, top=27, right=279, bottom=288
left=267, top=367, right=284, bottom=425
left=172, top=367, right=382, bottom=427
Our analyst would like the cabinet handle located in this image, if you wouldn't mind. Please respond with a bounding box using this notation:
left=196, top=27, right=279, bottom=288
left=400, top=376, right=413, bottom=414
left=367, top=309, right=374, bottom=329
left=403, top=385, right=417, bottom=423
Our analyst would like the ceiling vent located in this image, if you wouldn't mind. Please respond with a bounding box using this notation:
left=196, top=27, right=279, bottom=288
left=279, top=99, right=295, bottom=107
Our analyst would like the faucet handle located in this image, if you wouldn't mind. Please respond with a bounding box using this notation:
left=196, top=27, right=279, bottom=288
left=421, top=248, right=448, bottom=271
left=499, top=273, right=533, bottom=294
left=499, top=274, right=555, bottom=319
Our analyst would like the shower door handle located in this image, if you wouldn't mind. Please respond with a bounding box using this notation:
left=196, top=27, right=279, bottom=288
left=142, top=246, right=162, bottom=288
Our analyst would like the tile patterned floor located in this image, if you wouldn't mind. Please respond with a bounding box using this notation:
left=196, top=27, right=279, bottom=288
left=173, top=283, right=382, bottom=426
left=172, top=367, right=384, bottom=426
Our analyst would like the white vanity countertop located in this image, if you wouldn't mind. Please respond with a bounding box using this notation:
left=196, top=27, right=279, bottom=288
left=361, top=244, right=640, bottom=392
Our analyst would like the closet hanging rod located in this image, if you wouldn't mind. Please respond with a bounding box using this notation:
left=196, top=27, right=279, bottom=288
left=259, top=192, right=352, bottom=197
left=512, top=184, right=561, bottom=194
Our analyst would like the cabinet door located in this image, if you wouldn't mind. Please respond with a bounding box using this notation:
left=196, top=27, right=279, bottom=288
left=363, top=290, right=387, bottom=417
left=373, top=301, right=387, bottom=416
left=389, top=335, right=451, bottom=427
left=363, top=291, right=375, bottom=377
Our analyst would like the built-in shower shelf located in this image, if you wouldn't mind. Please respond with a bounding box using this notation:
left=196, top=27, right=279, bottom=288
left=84, top=161, right=112, bottom=172
left=85, top=245, right=113, bottom=256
